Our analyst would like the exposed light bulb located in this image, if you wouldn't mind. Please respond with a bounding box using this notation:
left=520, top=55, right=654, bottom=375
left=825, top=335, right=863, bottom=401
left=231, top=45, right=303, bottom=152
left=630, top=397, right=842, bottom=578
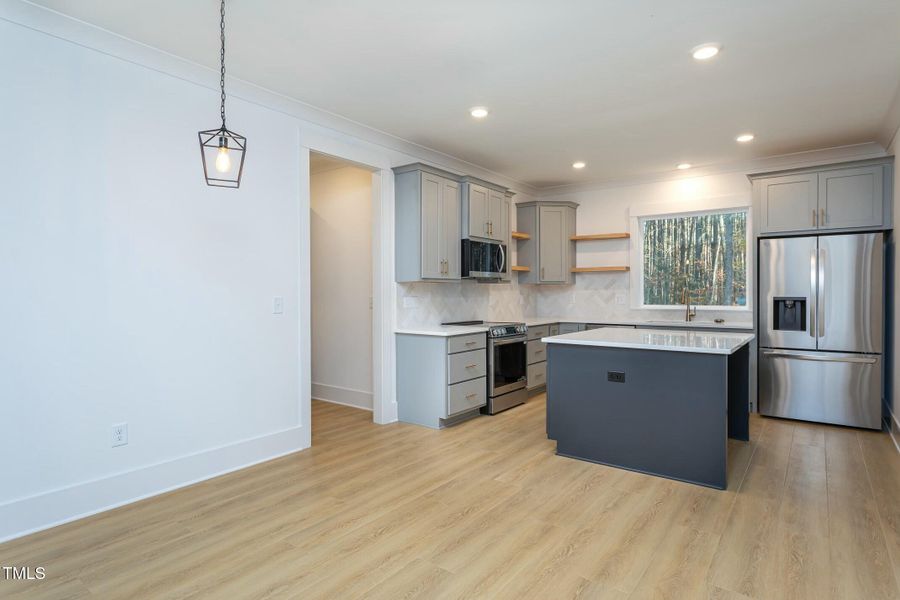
left=470, top=106, right=489, bottom=119
left=215, top=146, right=232, bottom=173
left=677, top=163, right=692, bottom=170
left=572, top=161, right=586, bottom=169
left=735, top=133, right=755, bottom=143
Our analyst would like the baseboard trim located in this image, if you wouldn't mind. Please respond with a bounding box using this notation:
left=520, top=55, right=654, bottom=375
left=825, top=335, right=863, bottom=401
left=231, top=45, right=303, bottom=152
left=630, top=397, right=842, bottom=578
left=0, top=425, right=308, bottom=543
left=312, top=382, right=373, bottom=411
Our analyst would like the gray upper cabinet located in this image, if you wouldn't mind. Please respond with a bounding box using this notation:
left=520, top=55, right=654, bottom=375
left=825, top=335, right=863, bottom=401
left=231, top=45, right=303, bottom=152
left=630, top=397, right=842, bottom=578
left=394, top=164, right=461, bottom=282
left=461, top=177, right=509, bottom=243
left=516, top=200, right=577, bottom=285
left=489, top=189, right=507, bottom=242
left=819, top=165, right=884, bottom=230
left=752, top=159, right=892, bottom=236
left=758, top=173, right=818, bottom=233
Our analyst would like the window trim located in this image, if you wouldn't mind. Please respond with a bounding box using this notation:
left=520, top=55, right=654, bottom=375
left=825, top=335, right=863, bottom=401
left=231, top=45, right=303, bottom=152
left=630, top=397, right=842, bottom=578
left=629, top=195, right=753, bottom=312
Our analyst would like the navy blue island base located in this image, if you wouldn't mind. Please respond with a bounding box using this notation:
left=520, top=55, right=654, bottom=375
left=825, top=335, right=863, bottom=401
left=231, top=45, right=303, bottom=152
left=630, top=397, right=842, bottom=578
left=546, top=342, right=751, bottom=490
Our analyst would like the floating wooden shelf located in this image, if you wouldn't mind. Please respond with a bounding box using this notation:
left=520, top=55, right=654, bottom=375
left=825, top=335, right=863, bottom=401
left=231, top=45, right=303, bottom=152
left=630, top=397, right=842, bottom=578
left=511, top=231, right=531, bottom=240
left=570, top=266, right=630, bottom=273
left=511, top=265, right=530, bottom=272
left=570, top=233, right=630, bottom=241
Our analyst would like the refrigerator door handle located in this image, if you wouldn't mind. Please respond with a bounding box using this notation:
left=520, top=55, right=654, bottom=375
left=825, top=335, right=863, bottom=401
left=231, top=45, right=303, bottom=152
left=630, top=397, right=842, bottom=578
left=761, top=350, right=877, bottom=364
left=818, top=248, right=826, bottom=338
left=809, top=249, right=817, bottom=338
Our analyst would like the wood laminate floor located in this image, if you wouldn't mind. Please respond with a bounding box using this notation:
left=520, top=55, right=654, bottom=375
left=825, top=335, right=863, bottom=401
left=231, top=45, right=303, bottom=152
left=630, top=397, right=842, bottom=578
left=2, top=396, right=899, bottom=599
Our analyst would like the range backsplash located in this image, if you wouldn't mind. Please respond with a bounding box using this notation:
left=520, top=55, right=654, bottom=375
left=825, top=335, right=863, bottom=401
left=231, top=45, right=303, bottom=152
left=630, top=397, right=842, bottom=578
left=397, top=273, right=752, bottom=328
left=396, top=280, right=535, bottom=328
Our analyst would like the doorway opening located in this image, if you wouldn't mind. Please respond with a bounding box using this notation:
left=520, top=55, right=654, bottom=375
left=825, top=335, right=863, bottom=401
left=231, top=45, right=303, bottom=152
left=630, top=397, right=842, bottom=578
left=309, top=151, right=378, bottom=433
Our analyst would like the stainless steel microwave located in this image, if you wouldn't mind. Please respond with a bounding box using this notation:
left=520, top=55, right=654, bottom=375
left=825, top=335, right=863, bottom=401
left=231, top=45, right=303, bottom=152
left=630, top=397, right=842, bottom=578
left=461, top=239, right=507, bottom=279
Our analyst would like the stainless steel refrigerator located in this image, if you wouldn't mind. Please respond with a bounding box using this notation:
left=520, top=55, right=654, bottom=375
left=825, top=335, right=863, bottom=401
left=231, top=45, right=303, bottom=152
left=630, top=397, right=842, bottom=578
left=758, top=232, right=883, bottom=429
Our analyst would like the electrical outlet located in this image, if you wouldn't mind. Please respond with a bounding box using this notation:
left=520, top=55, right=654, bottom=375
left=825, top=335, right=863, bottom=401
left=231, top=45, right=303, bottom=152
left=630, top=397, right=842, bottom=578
left=272, top=296, right=284, bottom=314
left=607, top=371, right=626, bottom=383
left=402, top=296, right=419, bottom=308
left=111, top=423, right=128, bottom=447
left=615, top=293, right=626, bottom=305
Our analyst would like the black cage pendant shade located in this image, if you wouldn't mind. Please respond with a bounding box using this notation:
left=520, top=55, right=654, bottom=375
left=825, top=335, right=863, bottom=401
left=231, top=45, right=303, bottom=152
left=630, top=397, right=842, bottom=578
left=198, top=0, right=246, bottom=188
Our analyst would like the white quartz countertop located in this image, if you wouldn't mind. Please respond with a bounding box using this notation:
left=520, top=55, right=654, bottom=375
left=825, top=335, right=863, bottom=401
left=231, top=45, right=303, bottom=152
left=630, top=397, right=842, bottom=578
left=395, top=325, right=489, bottom=337
left=524, top=317, right=753, bottom=331
left=542, top=327, right=755, bottom=355
left=395, top=317, right=753, bottom=337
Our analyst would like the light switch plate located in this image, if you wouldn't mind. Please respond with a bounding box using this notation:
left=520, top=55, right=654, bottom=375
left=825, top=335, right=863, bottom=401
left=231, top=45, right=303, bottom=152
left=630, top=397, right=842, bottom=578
left=403, top=296, right=419, bottom=308
left=273, top=296, right=284, bottom=314
left=615, top=294, right=626, bottom=305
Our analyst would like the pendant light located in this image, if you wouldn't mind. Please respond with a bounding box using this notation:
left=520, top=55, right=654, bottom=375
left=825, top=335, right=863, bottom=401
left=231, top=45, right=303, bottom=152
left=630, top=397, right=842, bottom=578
left=198, top=0, right=246, bottom=188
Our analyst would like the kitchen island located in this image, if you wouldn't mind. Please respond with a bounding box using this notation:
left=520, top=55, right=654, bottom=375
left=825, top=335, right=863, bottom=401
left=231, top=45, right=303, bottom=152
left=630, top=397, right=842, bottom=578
left=542, top=328, right=754, bottom=489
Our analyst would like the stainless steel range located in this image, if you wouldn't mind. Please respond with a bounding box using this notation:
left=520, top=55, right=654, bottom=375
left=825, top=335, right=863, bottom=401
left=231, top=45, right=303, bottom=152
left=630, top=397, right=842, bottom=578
left=443, top=320, right=528, bottom=414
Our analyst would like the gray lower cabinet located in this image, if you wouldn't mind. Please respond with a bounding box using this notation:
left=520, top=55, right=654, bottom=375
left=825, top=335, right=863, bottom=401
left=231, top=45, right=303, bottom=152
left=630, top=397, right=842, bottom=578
left=752, top=159, right=892, bottom=236
left=558, top=323, right=585, bottom=334
left=516, top=201, right=578, bottom=285
left=397, top=332, right=487, bottom=428
left=394, top=164, right=461, bottom=282
left=526, top=324, right=551, bottom=390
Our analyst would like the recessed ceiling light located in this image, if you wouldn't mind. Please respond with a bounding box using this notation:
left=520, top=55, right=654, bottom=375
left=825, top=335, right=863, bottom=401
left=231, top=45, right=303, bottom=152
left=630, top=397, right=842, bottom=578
left=470, top=106, right=489, bottom=119
left=735, top=133, right=755, bottom=143
left=691, top=43, right=721, bottom=60
left=572, top=161, right=586, bottom=169
left=677, top=163, right=692, bottom=170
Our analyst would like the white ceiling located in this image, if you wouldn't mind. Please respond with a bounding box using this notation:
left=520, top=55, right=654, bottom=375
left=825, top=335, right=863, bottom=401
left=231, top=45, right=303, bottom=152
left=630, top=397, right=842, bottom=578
left=31, top=0, right=900, bottom=188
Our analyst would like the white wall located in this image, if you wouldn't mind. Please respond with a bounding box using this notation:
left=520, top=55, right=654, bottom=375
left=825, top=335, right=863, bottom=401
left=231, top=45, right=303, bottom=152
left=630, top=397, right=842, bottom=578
left=0, top=17, right=304, bottom=539
left=534, top=172, right=755, bottom=324
left=311, top=165, right=374, bottom=410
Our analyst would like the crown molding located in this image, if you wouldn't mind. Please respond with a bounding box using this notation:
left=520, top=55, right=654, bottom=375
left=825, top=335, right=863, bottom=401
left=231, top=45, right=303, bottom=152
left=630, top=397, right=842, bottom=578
left=535, top=142, right=889, bottom=197
left=1, top=0, right=539, bottom=195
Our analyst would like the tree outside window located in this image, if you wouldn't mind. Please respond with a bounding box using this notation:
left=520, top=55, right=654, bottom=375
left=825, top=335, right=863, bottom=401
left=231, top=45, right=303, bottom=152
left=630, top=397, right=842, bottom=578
left=641, top=210, right=747, bottom=307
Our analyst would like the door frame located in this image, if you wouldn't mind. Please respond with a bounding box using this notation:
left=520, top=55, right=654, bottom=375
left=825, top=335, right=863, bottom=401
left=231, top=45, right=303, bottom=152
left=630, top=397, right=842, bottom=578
left=299, top=129, right=397, bottom=441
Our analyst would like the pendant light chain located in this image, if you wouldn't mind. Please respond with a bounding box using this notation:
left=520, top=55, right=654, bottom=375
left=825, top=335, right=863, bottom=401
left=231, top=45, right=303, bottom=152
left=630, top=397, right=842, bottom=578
left=198, top=0, right=245, bottom=188
left=219, top=0, right=227, bottom=128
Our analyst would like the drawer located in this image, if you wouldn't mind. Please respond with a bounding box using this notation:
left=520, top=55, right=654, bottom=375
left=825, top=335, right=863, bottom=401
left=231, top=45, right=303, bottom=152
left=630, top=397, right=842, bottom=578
left=447, top=377, right=487, bottom=416
left=558, top=323, right=584, bottom=334
left=527, top=324, right=550, bottom=340
left=448, top=333, right=486, bottom=354
left=447, top=349, right=487, bottom=384
left=527, top=362, right=547, bottom=389
left=549, top=324, right=559, bottom=336
left=527, top=339, right=547, bottom=365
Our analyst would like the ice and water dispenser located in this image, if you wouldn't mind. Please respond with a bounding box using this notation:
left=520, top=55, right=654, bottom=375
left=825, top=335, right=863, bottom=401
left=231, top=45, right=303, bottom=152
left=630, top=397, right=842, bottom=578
left=773, top=297, right=806, bottom=332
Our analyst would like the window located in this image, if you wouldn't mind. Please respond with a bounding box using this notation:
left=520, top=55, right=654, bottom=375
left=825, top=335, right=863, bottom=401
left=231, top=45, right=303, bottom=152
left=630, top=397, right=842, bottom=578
left=640, top=209, right=748, bottom=308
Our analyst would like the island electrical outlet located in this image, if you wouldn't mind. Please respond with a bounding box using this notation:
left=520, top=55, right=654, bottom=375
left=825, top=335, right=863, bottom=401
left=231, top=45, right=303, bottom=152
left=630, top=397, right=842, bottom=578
left=607, top=371, right=626, bottom=383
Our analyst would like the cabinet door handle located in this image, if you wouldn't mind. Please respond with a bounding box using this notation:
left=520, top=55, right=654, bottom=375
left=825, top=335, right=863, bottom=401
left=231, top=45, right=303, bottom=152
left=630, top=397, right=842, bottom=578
left=541, top=267, right=545, bottom=279
left=813, top=209, right=817, bottom=227
left=465, top=364, right=477, bottom=369
left=465, top=392, right=478, bottom=399
left=820, top=207, right=825, bottom=226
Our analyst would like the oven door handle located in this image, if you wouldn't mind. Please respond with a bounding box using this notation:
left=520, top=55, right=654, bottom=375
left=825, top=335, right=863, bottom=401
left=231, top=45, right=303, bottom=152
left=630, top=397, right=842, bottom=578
left=491, top=335, right=526, bottom=346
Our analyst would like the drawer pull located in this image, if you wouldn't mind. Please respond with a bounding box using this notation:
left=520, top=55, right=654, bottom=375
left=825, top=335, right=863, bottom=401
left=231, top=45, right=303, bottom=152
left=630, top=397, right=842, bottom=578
left=465, top=341, right=477, bottom=346
left=535, top=350, right=544, bottom=354
left=465, top=364, right=478, bottom=369
left=536, top=373, right=544, bottom=379
left=465, top=393, right=478, bottom=399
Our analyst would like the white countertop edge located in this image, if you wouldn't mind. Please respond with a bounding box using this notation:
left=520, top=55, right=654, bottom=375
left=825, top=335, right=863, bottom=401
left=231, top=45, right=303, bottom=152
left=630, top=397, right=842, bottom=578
left=524, top=317, right=753, bottom=331
left=541, top=328, right=755, bottom=355
left=395, top=326, right=489, bottom=337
